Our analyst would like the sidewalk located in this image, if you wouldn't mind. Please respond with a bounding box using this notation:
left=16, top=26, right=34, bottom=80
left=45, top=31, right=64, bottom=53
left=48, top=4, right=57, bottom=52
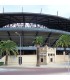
left=0, top=62, right=70, bottom=68
left=55, top=72, right=70, bottom=75
left=0, top=63, right=70, bottom=75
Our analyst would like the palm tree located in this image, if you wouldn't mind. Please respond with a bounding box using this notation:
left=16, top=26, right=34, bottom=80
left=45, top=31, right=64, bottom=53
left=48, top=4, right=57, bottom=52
left=55, top=34, right=70, bottom=61
left=0, top=40, right=18, bottom=65
left=33, top=36, right=44, bottom=66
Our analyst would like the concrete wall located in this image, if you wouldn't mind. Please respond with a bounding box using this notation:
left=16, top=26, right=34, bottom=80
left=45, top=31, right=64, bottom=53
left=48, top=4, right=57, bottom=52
left=8, top=55, right=37, bottom=66
left=0, top=45, right=69, bottom=66
left=46, top=55, right=55, bottom=63
left=47, top=47, right=56, bottom=54
left=0, top=55, right=37, bottom=66
left=0, top=56, right=5, bottom=64
left=39, top=45, right=56, bottom=64
left=46, top=47, right=56, bottom=64
left=39, top=46, right=47, bottom=53
left=56, top=55, right=69, bottom=63
left=0, top=55, right=69, bottom=65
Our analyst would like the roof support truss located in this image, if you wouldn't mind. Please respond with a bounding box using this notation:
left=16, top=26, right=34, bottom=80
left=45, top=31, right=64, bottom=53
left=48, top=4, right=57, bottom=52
left=7, top=31, right=12, bottom=40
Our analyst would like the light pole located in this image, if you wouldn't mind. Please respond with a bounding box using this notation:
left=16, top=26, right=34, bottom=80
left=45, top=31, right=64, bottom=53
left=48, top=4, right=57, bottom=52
left=68, top=52, right=70, bottom=74
left=15, top=32, right=22, bottom=65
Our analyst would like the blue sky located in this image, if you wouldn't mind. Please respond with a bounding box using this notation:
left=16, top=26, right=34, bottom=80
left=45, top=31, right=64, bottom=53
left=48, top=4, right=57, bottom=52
left=0, top=5, right=70, bottom=18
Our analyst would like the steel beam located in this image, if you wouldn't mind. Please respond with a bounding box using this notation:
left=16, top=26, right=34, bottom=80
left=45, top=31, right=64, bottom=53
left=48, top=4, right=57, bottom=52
left=44, top=32, right=52, bottom=44
left=7, top=31, right=12, bottom=40
left=21, top=31, right=24, bottom=46
left=22, top=15, right=25, bottom=27
left=35, top=31, right=38, bottom=36
left=51, top=39, right=58, bottom=46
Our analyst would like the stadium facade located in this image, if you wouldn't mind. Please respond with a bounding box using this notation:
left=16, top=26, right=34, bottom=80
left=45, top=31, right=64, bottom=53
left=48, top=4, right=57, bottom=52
left=0, top=12, right=70, bottom=66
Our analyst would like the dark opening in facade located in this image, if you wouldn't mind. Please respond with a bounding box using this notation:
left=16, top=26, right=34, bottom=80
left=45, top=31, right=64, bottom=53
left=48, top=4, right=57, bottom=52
left=41, top=58, right=43, bottom=62
left=18, top=57, right=22, bottom=65
left=18, top=50, right=36, bottom=55
left=50, top=58, right=53, bottom=62
left=56, top=50, right=63, bottom=55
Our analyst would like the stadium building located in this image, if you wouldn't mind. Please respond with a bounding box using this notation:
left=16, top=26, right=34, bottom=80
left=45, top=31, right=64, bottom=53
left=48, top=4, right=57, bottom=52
left=0, top=12, right=70, bottom=66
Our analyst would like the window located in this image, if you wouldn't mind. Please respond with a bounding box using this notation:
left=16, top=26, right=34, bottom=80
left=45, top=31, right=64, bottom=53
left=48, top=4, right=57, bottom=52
left=41, top=58, right=43, bottom=62
left=53, top=54, right=55, bottom=56
left=50, top=58, right=53, bottom=62
left=51, top=54, right=52, bottom=56
left=48, top=54, right=50, bottom=56
left=48, top=54, right=55, bottom=56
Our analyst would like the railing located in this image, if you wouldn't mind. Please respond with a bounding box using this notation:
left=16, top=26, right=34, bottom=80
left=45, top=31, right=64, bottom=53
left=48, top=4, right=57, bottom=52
left=17, top=46, right=70, bottom=51
left=17, top=46, right=37, bottom=50
left=57, top=48, right=70, bottom=50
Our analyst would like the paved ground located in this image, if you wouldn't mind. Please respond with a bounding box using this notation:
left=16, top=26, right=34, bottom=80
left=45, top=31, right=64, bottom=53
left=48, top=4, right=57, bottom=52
left=0, top=67, right=69, bottom=75
left=0, top=62, right=70, bottom=75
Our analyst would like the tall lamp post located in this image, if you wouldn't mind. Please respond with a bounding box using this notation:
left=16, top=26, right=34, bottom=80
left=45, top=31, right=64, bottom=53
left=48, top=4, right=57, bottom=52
left=68, top=52, right=70, bottom=74
left=15, top=32, right=22, bottom=65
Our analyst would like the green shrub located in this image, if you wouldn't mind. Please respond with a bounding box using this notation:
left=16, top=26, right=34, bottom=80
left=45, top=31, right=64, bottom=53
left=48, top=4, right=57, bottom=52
left=0, top=62, right=4, bottom=66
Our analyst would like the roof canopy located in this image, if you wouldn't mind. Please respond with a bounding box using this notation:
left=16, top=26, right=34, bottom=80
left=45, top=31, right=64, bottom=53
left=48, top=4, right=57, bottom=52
left=0, top=12, right=70, bottom=32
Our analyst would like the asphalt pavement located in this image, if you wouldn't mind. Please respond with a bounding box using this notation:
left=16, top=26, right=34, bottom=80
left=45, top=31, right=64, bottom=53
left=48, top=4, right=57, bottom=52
left=0, top=62, right=70, bottom=75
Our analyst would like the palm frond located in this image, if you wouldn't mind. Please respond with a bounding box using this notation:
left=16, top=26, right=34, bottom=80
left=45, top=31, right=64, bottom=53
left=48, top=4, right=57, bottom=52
left=55, top=34, right=70, bottom=48
left=0, top=40, right=18, bottom=55
left=33, top=36, right=44, bottom=46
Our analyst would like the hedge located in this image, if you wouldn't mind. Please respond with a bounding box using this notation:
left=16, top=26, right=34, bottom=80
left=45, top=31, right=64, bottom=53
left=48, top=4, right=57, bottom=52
left=0, top=62, right=4, bottom=66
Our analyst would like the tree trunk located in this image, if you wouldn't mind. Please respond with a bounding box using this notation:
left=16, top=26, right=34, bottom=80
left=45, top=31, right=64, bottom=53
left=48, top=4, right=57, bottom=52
left=5, top=54, right=8, bottom=65
left=36, top=46, right=40, bottom=66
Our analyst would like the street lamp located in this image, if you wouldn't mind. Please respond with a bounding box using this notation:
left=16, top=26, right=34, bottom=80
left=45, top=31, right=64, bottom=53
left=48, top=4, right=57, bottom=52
left=68, top=52, right=70, bottom=74
left=15, top=32, right=22, bottom=65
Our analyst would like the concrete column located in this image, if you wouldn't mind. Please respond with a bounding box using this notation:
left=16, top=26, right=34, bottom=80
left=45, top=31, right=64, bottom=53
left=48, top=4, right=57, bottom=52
left=63, top=51, right=66, bottom=62
left=54, top=48, right=56, bottom=63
